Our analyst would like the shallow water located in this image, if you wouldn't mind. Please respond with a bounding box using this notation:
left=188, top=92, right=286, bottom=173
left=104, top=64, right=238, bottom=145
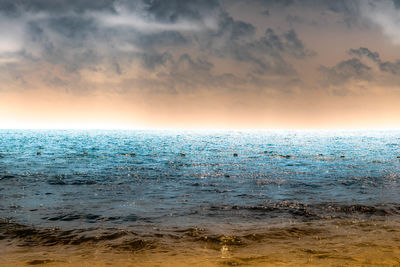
left=1, top=130, right=400, bottom=266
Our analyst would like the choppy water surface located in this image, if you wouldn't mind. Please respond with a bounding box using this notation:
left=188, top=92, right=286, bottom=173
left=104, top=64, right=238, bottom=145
left=1, top=130, right=400, bottom=266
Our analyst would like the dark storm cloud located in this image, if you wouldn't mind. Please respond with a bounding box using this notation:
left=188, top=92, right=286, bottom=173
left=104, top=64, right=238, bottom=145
left=3, top=0, right=318, bottom=92
left=349, top=47, right=400, bottom=75
left=261, top=9, right=270, bottom=16
left=142, top=0, right=220, bottom=22
left=46, top=16, right=97, bottom=39
left=0, top=0, right=346, bottom=94
left=319, top=58, right=372, bottom=86
left=134, top=31, right=188, bottom=49
left=256, top=0, right=295, bottom=6
left=23, top=17, right=102, bottom=72
left=0, top=0, right=221, bottom=20
left=217, top=15, right=256, bottom=41
left=393, top=0, right=400, bottom=8
left=120, top=54, right=244, bottom=94
left=348, top=47, right=380, bottom=63
left=322, top=0, right=359, bottom=15
left=0, top=0, right=116, bottom=16
left=1, top=0, right=216, bottom=68
left=222, top=28, right=314, bottom=75
left=177, top=54, right=214, bottom=71
left=283, top=29, right=315, bottom=58
left=379, top=61, right=400, bottom=75
left=286, top=15, right=317, bottom=27
left=254, top=0, right=363, bottom=27
left=197, top=11, right=315, bottom=76
left=255, top=0, right=360, bottom=14
left=139, top=52, right=172, bottom=70
left=320, top=46, right=400, bottom=92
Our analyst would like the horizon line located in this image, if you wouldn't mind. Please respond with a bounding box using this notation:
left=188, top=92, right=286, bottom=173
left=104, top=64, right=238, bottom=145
left=1, top=127, right=400, bottom=132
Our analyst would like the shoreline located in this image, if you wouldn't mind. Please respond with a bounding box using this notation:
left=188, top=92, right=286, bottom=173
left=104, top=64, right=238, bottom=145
left=1, top=217, right=400, bottom=266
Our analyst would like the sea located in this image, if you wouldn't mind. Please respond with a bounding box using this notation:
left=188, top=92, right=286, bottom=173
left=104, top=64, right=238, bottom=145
left=0, top=130, right=399, bottom=266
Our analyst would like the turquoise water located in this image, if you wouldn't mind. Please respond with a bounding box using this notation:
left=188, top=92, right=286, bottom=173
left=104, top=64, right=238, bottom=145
left=1, top=130, right=400, bottom=242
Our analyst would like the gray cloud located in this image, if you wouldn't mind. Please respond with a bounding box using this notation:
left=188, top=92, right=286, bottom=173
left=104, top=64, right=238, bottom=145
left=261, top=9, right=270, bottom=16
left=253, top=0, right=364, bottom=28
left=256, top=0, right=295, bottom=6
left=360, top=0, right=400, bottom=44
left=320, top=46, right=400, bottom=93
left=349, top=47, right=400, bottom=75
left=1, top=0, right=367, bottom=96
left=142, top=0, right=220, bottom=23
left=217, top=15, right=256, bottom=41
left=139, top=52, right=172, bottom=70
left=203, top=23, right=314, bottom=78
left=286, top=15, right=317, bottom=27
left=394, top=0, right=400, bottom=8
left=319, top=58, right=372, bottom=87
left=348, top=47, right=380, bottom=63
left=119, top=53, right=245, bottom=95
left=0, top=0, right=116, bottom=16
left=283, top=29, right=316, bottom=58
left=379, top=60, right=400, bottom=75
left=254, top=0, right=360, bottom=15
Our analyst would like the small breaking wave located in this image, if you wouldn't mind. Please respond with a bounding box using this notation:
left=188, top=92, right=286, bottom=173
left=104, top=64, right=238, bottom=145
left=205, top=201, right=399, bottom=219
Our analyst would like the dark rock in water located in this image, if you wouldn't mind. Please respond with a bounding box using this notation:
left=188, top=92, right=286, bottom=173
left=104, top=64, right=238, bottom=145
left=233, top=153, right=238, bottom=157
left=36, top=152, right=41, bottom=155
left=224, top=174, right=230, bottom=178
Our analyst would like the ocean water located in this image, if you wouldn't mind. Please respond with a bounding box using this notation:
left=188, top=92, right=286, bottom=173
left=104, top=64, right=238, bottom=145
left=1, top=130, right=400, bottom=266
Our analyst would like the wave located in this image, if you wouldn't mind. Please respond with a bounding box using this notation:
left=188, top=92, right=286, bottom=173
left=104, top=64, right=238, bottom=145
left=0, top=219, right=326, bottom=250
left=206, top=201, right=399, bottom=218
left=0, top=219, right=148, bottom=249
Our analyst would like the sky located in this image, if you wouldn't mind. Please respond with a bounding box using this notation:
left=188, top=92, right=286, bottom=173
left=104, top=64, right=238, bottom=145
left=1, top=0, right=400, bottom=130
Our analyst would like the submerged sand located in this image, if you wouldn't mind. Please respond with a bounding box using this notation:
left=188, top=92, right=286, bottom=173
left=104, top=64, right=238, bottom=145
left=1, top=218, right=399, bottom=266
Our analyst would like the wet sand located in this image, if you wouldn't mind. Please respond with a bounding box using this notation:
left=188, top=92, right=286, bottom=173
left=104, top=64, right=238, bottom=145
left=1, top=218, right=400, bottom=266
